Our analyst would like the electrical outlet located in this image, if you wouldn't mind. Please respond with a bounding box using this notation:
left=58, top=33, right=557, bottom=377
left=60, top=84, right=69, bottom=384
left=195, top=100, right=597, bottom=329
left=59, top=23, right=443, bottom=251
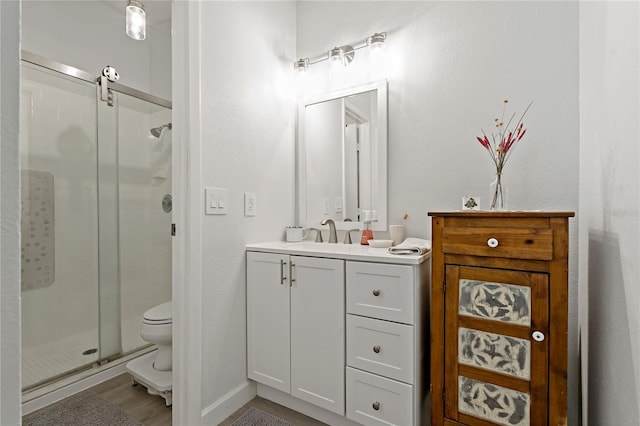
left=244, top=192, right=256, bottom=216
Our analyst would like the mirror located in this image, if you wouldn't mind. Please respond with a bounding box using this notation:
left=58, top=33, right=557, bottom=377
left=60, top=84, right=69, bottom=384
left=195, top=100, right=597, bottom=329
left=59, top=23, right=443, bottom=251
left=298, top=80, right=387, bottom=232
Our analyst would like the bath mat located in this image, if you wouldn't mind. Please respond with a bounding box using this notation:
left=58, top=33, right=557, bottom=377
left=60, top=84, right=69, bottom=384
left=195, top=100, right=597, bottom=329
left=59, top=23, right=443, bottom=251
left=21, top=169, right=55, bottom=291
left=23, top=390, right=142, bottom=426
left=232, top=407, right=293, bottom=426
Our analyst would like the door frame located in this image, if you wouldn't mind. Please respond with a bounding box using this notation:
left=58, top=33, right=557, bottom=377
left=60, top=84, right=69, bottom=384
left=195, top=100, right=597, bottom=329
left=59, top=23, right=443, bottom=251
left=171, top=1, right=203, bottom=424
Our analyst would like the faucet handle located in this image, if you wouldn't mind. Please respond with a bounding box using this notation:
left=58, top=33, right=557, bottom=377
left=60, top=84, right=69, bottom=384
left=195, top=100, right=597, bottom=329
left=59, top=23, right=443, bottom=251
left=310, top=228, right=323, bottom=243
left=344, top=228, right=360, bottom=244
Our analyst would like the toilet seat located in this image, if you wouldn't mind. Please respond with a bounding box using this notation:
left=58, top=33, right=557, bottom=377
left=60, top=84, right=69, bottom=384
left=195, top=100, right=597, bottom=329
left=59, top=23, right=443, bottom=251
left=143, top=301, right=172, bottom=325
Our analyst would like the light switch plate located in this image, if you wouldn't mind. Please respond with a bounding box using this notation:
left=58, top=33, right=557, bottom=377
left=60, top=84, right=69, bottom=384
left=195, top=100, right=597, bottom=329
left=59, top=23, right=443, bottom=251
left=205, top=187, right=228, bottom=215
left=244, top=192, right=256, bottom=216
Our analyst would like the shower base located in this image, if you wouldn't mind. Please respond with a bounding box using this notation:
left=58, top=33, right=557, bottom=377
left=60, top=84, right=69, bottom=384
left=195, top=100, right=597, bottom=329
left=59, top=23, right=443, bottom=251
left=22, top=346, right=154, bottom=416
left=22, top=316, right=145, bottom=390
left=22, top=329, right=100, bottom=390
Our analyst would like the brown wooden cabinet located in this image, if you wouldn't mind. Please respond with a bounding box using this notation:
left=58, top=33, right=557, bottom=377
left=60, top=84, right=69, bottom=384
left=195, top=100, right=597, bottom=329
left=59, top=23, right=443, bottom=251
left=428, top=211, right=573, bottom=426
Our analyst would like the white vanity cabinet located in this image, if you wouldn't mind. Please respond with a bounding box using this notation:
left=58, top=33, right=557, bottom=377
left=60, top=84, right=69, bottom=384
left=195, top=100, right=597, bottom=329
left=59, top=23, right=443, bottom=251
left=246, top=251, right=345, bottom=415
left=345, top=261, right=423, bottom=426
left=246, top=242, right=430, bottom=426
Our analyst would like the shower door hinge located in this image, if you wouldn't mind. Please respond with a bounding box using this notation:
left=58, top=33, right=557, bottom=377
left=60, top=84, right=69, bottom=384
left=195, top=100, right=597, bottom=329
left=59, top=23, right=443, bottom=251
left=99, top=75, right=114, bottom=107
left=171, top=223, right=176, bottom=236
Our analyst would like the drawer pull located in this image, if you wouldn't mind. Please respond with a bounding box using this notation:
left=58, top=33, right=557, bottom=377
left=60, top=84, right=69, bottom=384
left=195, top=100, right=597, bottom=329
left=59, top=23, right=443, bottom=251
left=372, top=401, right=380, bottom=411
left=487, top=238, right=499, bottom=248
left=280, top=260, right=287, bottom=285
left=373, top=345, right=381, bottom=354
left=532, top=331, right=545, bottom=342
left=372, top=289, right=381, bottom=297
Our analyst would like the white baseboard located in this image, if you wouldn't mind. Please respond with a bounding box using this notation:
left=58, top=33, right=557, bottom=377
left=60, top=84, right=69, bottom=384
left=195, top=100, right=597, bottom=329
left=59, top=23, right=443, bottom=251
left=200, top=380, right=256, bottom=424
left=257, top=383, right=361, bottom=426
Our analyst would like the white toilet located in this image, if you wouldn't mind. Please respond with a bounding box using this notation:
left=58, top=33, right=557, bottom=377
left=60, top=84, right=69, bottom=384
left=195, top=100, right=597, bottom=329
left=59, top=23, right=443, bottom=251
left=126, top=301, right=173, bottom=406
left=140, top=301, right=172, bottom=371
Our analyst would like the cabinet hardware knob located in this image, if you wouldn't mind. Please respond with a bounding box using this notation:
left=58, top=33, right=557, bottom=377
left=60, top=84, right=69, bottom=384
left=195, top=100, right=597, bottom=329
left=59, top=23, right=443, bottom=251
left=373, top=345, right=381, bottom=353
left=532, top=331, right=545, bottom=342
left=487, top=238, right=499, bottom=248
left=372, top=401, right=380, bottom=411
left=372, top=289, right=381, bottom=296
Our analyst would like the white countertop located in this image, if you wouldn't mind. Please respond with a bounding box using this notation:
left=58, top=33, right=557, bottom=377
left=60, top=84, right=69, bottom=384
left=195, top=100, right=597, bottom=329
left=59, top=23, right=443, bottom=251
left=246, top=241, right=430, bottom=265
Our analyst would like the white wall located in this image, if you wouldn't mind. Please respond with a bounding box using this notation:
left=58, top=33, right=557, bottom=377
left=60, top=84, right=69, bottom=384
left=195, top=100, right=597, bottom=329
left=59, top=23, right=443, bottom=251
left=579, top=2, right=640, bottom=425
left=22, top=0, right=171, bottom=100
left=0, top=0, right=22, bottom=423
left=298, top=2, right=580, bottom=423
left=192, top=2, right=297, bottom=422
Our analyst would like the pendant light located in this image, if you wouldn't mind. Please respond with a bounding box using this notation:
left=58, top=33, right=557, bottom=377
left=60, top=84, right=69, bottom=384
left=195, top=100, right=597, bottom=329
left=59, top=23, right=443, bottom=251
left=126, top=0, right=146, bottom=41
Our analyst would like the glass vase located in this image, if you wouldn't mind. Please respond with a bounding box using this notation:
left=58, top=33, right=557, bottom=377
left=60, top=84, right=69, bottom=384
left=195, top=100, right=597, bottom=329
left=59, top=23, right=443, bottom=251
left=489, top=172, right=507, bottom=210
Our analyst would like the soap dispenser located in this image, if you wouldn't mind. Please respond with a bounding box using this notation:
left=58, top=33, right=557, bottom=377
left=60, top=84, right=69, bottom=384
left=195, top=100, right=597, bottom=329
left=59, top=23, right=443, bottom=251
left=360, top=220, right=374, bottom=245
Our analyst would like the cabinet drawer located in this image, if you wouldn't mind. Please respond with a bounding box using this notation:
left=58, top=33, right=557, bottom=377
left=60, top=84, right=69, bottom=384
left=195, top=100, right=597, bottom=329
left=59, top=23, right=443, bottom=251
left=442, top=227, right=553, bottom=260
left=346, top=262, right=414, bottom=324
left=346, top=367, right=413, bottom=426
left=347, top=314, right=413, bottom=384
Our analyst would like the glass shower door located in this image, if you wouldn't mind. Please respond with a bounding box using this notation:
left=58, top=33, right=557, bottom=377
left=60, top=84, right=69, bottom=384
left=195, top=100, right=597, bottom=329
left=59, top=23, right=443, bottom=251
left=20, top=55, right=172, bottom=392
left=101, top=89, right=172, bottom=357
left=20, top=63, right=101, bottom=389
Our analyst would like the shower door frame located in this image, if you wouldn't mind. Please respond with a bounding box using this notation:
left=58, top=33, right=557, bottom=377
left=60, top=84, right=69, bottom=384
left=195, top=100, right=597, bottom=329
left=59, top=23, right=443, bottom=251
left=21, top=51, right=172, bottom=110
left=20, top=50, right=173, bottom=391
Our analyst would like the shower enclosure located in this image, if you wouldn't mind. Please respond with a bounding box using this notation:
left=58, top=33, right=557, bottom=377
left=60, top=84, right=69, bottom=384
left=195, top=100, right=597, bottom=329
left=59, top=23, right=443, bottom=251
left=20, top=52, right=172, bottom=393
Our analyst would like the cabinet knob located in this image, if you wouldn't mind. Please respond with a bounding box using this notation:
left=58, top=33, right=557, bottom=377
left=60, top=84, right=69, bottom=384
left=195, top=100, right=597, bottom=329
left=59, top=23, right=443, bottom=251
left=372, top=289, right=381, bottom=297
left=372, top=401, right=380, bottom=411
left=532, top=331, right=545, bottom=342
left=373, top=345, right=381, bottom=354
left=487, top=238, right=499, bottom=248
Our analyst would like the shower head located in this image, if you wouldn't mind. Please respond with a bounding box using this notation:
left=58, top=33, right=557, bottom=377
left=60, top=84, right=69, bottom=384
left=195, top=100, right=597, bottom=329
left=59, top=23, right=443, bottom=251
left=149, top=122, right=172, bottom=138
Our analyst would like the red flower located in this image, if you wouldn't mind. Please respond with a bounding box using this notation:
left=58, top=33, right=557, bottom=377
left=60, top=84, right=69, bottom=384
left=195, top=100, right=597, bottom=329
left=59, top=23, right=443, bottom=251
left=475, top=100, right=533, bottom=173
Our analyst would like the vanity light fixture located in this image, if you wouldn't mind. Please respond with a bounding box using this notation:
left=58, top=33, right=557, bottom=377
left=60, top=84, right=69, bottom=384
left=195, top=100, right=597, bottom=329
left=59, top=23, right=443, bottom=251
left=126, top=0, right=146, bottom=41
left=294, top=58, right=309, bottom=73
left=294, top=31, right=386, bottom=72
left=367, top=32, right=387, bottom=49
left=329, top=45, right=355, bottom=67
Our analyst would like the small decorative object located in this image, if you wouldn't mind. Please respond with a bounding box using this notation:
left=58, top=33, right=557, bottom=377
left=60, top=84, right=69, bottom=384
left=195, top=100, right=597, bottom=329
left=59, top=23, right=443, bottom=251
left=389, top=225, right=405, bottom=246
left=476, top=99, right=532, bottom=210
left=285, top=226, right=309, bottom=242
left=462, top=196, right=480, bottom=211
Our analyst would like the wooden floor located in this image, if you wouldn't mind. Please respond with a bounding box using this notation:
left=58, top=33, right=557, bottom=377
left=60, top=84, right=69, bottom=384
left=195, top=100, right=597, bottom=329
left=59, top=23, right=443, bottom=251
left=219, top=395, right=326, bottom=426
left=29, top=373, right=326, bottom=426
left=86, top=373, right=172, bottom=426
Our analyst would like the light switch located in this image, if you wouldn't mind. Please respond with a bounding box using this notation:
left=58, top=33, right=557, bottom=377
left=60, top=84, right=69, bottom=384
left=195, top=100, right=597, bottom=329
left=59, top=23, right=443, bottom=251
left=205, top=187, right=228, bottom=215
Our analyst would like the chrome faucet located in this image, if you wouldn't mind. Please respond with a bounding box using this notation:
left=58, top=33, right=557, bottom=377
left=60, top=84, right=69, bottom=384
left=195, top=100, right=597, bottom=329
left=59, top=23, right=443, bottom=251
left=320, top=218, right=338, bottom=243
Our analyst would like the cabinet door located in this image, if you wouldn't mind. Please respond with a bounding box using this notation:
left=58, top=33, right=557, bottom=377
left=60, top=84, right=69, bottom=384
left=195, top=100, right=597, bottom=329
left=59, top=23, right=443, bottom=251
left=444, top=266, right=549, bottom=426
left=246, top=251, right=291, bottom=393
left=290, top=256, right=345, bottom=415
